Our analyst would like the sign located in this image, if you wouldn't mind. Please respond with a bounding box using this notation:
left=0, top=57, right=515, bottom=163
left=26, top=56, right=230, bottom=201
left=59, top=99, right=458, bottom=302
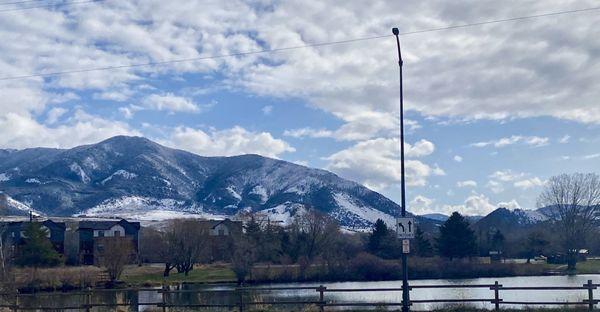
left=396, top=217, right=415, bottom=239
left=402, top=239, right=410, bottom=254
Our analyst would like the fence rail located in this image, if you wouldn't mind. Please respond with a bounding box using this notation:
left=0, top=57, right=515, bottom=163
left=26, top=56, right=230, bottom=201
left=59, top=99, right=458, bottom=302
left=0, top=279, right=597, bottom=311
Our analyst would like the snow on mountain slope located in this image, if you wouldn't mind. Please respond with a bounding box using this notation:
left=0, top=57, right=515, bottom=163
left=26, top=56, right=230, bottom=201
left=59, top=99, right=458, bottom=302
left=0, top=193, right=41, bottom=216
left=332, top=193, right=396, bottom=229
left=256, top=202, right=307, bottom=226
left=0, top=173, right=10, bottom=182
left=79, top=196, right=228, bottom=221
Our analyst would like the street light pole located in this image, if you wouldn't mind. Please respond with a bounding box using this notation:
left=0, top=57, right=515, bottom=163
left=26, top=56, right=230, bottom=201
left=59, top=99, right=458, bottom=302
left=392, top=27, right=410, bottom=312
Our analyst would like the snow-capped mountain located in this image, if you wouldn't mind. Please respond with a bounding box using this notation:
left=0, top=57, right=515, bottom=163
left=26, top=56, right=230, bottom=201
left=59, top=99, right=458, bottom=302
left=0, top=136, right=414, bottom=229
left=473, top=207, right=549, bottom=233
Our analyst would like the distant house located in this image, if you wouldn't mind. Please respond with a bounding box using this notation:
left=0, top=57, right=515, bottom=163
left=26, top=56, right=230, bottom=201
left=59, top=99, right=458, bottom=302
left=208, top=219, right=243, bottom=237
left=0, top=219, right=66, bottom=254
left=198, top=219, right=242, bottom=261
left=75, top=219, right=140, bottom=265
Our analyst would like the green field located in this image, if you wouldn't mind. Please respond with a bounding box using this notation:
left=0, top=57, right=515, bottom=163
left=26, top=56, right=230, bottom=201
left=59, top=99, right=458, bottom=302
left=121, top=259, right=600, bottom=287
left=574, top=259, right=600, bottom=274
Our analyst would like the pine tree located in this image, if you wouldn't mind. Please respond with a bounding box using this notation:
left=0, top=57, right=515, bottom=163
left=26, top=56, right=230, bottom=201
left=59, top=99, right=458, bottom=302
left=436, top=212, right=477, bottom=259
left=491, top=229, right=505, bottom=252
left=414, top=227, right=433, bottom=257
left=368, top=219, right=388, bottom=254
left=15, top=223, right=61, bottom=267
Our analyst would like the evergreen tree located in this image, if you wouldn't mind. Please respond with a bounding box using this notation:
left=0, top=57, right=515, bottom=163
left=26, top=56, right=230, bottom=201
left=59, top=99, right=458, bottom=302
left=436, top=212, right=477, bottom=259
left=414, top=227, right=433, bottom=257
left=15, top=223, right=61, bottom=267
left=491, top=229, right=505, bottom=252
left=368, top=219, right=388, bottom=254
left=245, top=216, right=262, bottom=244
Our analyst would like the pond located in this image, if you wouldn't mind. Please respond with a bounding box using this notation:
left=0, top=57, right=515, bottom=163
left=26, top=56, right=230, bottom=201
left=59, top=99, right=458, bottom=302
left=4, top=274, right=599, bottom=311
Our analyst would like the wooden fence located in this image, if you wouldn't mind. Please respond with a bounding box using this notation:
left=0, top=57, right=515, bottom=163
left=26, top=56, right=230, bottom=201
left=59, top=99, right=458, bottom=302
left=0, top=280, right=597, bottom=311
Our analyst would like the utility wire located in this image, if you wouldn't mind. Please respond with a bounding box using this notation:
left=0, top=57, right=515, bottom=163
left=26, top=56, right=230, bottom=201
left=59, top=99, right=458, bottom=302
left=0, top=0, right=102, bottom=12
left=0, top=0, right=45, bottom=6
left=1, top=5, right=599, bottom=81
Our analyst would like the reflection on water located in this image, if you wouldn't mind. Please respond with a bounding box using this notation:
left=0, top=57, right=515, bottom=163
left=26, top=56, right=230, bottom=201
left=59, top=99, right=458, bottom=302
left=6, top=274, right=600, bottom=311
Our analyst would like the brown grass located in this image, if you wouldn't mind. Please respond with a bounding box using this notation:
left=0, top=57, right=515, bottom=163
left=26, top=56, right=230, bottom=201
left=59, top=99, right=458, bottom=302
left=13, top=266, right=105, bottom=291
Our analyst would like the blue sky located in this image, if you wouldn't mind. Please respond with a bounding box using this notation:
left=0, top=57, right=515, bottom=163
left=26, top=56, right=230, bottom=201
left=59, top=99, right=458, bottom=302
left=1, top=0, right=599, bottom=215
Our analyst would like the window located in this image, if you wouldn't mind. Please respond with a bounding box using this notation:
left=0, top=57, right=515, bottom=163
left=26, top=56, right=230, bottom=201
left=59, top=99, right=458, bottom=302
left=218, top=229, right=225, bottom=236
left=114, top=230, right=121, bottom=237
left=98, top=230, right=104, bottom=237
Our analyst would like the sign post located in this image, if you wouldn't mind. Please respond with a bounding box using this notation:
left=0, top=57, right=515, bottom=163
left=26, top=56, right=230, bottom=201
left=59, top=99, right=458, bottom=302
left=392, top=27, right=410, bottom=312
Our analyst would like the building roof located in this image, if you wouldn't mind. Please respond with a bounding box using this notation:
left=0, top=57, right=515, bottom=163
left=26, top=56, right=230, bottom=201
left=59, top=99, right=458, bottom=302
left=77, top=219, right=140, bottom=230
left=200, top=218, right=242, bottom=229
left=0, top=219, right=66, bottom=230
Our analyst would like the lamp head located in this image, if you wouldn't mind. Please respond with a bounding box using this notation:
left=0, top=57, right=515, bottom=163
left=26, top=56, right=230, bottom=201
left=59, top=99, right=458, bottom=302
left=392, top=28, right=399, bottom=35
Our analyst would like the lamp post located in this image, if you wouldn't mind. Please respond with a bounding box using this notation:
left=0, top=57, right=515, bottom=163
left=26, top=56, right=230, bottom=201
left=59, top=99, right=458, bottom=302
left=392, top=27, right=410, bottom=312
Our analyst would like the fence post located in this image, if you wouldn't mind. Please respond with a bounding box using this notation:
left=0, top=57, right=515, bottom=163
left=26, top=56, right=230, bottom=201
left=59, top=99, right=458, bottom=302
left=238, top=285, right=244, bottom=312
left=12, top=290, right=18, bottom=312
left=317, top=285, right=326, bottom=312
left=493, top=281, right=500, bottom=311
left=85, top=286, right=91, bottom=312
left=161, top=282, right=167, bottom=312
left=586, top=279, right=595, bottom=311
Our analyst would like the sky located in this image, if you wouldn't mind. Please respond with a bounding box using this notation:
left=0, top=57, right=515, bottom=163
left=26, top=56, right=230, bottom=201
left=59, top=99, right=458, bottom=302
left=1, top=0, right=599, bottom=216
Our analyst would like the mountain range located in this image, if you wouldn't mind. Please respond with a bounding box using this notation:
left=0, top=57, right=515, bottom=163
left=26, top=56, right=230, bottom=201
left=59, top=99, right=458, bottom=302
left=0, top=136, right=424, bottom=230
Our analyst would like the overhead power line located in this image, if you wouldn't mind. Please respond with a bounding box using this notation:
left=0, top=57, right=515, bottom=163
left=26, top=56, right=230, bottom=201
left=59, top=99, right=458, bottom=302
left=1, top=6, right=599, bottom=81
left=0, top=0, right=45, bottom=6
left=0, top=0, right=102, bottom=12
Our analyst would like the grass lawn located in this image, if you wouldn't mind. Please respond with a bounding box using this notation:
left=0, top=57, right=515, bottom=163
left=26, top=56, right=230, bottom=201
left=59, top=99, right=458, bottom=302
left=575, top=259, right=600, bottom=274
left=121, top=263, right=236, bottom=286
left=121, top=260, right=600, bottom=287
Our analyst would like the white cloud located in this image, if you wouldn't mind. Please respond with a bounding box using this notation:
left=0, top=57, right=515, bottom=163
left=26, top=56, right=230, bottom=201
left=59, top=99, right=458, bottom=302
left=457, top=180, right=477, bottom=188
left=453, top=155, right=463, bottom=162
left=441, top=194, right=497, bottom=216
left=486, top=169, right=525, bottom=193
left=513, top=177, right=546, bottom=189
left=284, top=128, right=334, bottom=139
left=119, top=107, right=135, bottom=119
left=583, top=153, right=600, bottom=160
left=325, top=138, right=441, bottom=189
left=406, top=140, right=435, bottom=158
left=2, top=0, right=600, bottom=135
left=471, top=135, right=549, bottom=148
left=558, top=135, right=570, bottom=144
left=139, top=93, right=201, bottom=113
left=497, top=199, right=521, bottom=210
left=412, top=192, right=521, bottom=216
left=0, top=110, right=139, bottom=149
left=262, top=105, right=273, bottom=115
left=486, top=180, right=504, bottom=194
left=409, top=195, right=435, bottom=214
left=164, top=126, right=295, bottom=158
left=489, top=170, right=526, bottom=182
left=45, top=107, right=68, bottom=125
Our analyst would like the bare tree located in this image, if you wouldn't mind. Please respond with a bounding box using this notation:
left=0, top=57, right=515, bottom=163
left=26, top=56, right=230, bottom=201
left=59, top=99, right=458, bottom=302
left=295, top=209, right=338, bottom=261
left=164, top=219, right=209, bottom=276
left=231, top=236, right=256, bottom=284
left=537, top=173, right=600, bottom=270
left=98, top=238, right=134, bottom=282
